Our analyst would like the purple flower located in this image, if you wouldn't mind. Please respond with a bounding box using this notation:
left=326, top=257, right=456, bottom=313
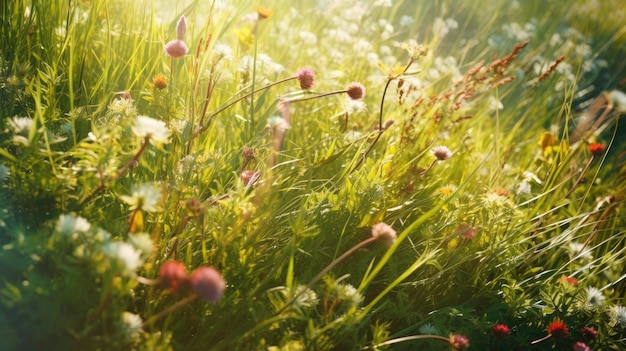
left=190, top=266, right=226, bottom=303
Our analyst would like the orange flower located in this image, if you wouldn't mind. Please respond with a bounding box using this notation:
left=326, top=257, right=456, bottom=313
left=256, top=6, right=272, bottom=19
left=152, top=74, right=167, bottom=90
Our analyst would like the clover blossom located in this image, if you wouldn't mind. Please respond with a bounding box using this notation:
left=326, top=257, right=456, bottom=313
left=296, top=67, right=315, bottom=90
left=346, top=82, right=366, bottom=100
left=164, top=39, right=189, bottom=58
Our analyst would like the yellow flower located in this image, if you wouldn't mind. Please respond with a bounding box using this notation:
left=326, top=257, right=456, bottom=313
left=235, top=26, right=254, bottom=47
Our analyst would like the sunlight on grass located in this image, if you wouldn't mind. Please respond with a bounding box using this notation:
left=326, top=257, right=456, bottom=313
left=1, top=0, right=625, bottom=350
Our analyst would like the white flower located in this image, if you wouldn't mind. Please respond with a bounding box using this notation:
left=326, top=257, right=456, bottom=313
left=337, top=283, right=363, bottom=306
left=104, top=241, right=142, bottom=276
left=568, top=242, right=593, bottom=261
left=213, top=43, right=233, bottom=61
left=584, top=287, right=604, bottom=309
left=132, top=116, right=171, bottom=144
left=516, top=180, right=531, bottom=196
left=610, top=305, right=626, bottom=328
left=489, top=96, right=504, bottom=112
left=608, top=90, right=626, bottom=112
left=56, top=214, right=91, bottom=237
left=9, top=117, right=33, bottom=134
left=128, top=233, right=153, bottom=258
left=287, top=285, right=318, bottom=309
left=120, top=311, right=143, bottom=341
left=120, top=183, right=162, bottom=212
left=345, top=99, right=366, bottom=114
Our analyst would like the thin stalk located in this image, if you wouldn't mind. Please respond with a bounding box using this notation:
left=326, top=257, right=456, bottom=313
left=364, top=334, right=452, bottom=349
left=193, top=76, right=298, bottom=138
left=141, top=294, right=199, bottom=328
left=276, top=236, right=378, bottom=315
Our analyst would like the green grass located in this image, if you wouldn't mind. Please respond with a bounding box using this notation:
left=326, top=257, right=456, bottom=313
left=1, top=0, right=625, bottom=350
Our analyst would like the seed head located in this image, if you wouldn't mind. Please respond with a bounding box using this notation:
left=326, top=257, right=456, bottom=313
left=190, top=266, right=226, bottom=303
left=346, top=82, right=366, bottom=100
left=296, top=68, right=315, bottom=90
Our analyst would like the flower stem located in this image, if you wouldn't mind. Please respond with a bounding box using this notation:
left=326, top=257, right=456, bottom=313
left=363, top=334, right=451, bottom=349
left=193, top=76, right=298, bottom=138
left=142, top=294, right=199, bottom=328
left=276, top=236, right=377, bottom=315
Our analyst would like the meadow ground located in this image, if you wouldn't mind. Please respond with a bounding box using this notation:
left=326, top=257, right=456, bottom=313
left=1, top=0, right=625, bottom=350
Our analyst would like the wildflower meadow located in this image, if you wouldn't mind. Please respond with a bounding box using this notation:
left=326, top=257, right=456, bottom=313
left=2, top=0, right=626, bottom=350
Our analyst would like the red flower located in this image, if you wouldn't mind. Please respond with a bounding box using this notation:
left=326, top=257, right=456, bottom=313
left=492, top=324, right=511, bottom=338
left=580, top=326, right=597, bottom=340
left=159, top=261, right=189, bottom=294
left=547, top=319, right=569, bottom=339
left=557, top=275, right=578, bottom=286
left=588, top=142, right=606, bottom=156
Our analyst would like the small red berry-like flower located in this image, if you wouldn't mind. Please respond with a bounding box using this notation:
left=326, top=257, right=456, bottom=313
left=580, top=326, right=597, bottom=340
left=449, top=334, right=470, bottom=350
left=189, top=266, right=226, bottom=303
left=346, top=82, right=366, bottom=100
left=547, top=319, right=569, bottom=339
left=164, top=39, right=189, bottom=58
left=492, top=324, right=510, bottom=338
left=159, top=261, right=188, bottom=294
left=296, top=68, right=315, bottom=90
left=572, top=341, right=591, bottom=351
left=588, top=142, right=606, bottom=156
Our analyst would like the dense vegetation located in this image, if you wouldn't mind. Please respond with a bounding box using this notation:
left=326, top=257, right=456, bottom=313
left=1, top=0, right=625, bottom=350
